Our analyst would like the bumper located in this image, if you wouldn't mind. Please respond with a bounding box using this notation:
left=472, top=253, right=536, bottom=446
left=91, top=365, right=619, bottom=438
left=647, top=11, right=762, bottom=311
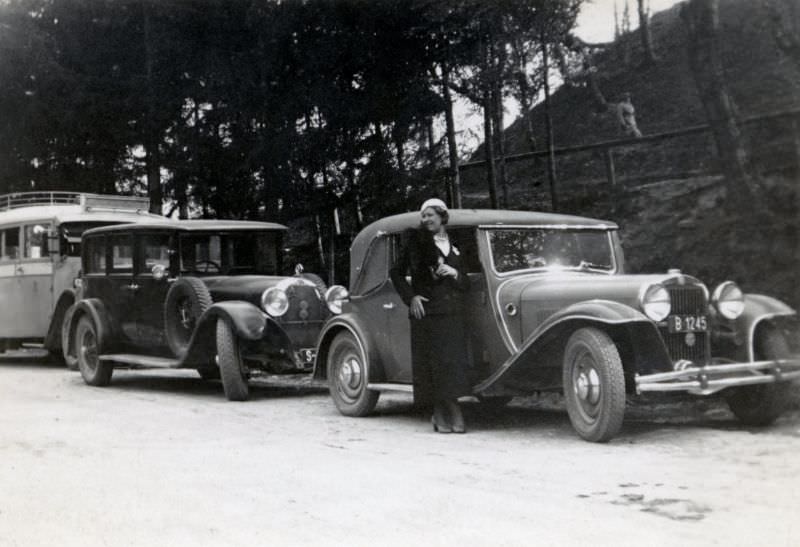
left=635, top=358, right=800, bottom=395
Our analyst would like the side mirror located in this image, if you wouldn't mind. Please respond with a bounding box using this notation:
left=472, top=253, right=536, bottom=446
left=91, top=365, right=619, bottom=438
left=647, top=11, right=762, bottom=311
left=151, top=264, right=168, bottom=281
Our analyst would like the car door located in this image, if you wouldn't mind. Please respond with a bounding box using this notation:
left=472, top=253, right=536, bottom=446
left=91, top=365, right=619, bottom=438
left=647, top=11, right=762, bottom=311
left=350, top=233, right=412, bottom=384
left=130, top=231, right=174, bottom=350
left=105, top=233, right=138, bottom=344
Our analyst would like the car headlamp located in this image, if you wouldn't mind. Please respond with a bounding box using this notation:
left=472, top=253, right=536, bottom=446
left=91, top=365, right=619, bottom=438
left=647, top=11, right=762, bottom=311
left=261, top=287, right=289, bottom=317
left=712, top=281, right=745, bottom=320
left=324, top=285, right=349, bottom=315
left=639, top=283, right=671, bottom=322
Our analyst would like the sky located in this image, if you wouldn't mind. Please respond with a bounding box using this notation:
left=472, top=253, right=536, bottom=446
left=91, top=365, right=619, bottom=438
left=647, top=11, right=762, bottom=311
left=452, top=0, right=685, bottom=153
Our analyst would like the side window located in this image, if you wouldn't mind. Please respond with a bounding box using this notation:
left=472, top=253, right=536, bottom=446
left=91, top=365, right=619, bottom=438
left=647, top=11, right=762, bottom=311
left=352, top=235, right=388, bottom=295
left=84, top=236, right=107, bottom=274
left=23, top=223, right=52, bottom=259
left=1, top=226, right=20, bottom=261
left=109, top=235, right=133, bottom=274
left=138, top=233, right=171, bottom=274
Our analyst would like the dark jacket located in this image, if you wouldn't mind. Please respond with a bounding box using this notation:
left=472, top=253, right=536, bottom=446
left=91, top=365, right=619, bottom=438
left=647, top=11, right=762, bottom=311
left=390, top=228, right=470, bottom=316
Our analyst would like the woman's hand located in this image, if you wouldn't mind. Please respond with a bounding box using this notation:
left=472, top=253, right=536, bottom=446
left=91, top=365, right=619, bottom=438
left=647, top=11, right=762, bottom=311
left=435, top=263, right=458, bottom=279
left=410, top=295, right=429, bottom=319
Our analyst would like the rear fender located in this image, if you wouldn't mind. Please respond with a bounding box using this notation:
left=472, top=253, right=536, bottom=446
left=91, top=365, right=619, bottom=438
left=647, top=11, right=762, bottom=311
left=313, top=314, right=384, bottom=383
left=69, top=299, right=114, bottom=353
left=475, top=300, right=671, bottom=395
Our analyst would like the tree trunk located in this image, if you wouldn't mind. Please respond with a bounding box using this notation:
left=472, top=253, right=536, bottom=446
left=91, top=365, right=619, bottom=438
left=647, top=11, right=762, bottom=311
left=483, top=92, right=498, bottom=209
left=542, top=39, right=559, bottom=212
left=637, top=0, right=657, bottom=65
left=492, top=80, right=508, bottom=208
left=681, top=0, right=758, bottom=205
left=142, top=2, right=161, bottom=215
left=441, top=65, right=462, bottom=208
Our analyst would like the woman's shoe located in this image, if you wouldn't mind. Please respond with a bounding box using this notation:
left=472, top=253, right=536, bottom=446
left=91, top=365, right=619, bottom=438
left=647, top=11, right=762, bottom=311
left=447, top=400, right=466, bottom=434
left=432, top=404, right=452, bottom=433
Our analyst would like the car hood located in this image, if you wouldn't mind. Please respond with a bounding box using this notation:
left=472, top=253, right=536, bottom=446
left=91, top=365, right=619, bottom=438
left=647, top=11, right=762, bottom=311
left=199, top=275, right=321, bottom=304
left=498, top=271, right=704, bottom=344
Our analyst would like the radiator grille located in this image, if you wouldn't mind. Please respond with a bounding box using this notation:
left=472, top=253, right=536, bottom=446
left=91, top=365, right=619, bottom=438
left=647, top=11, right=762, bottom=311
left=283, top=285, right=326, bottom=323
left=660, top=284, right=710, bottom=365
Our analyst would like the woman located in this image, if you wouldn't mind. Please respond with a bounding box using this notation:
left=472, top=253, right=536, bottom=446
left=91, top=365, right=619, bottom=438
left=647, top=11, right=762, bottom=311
left=390, top=199, right=471, bottom=433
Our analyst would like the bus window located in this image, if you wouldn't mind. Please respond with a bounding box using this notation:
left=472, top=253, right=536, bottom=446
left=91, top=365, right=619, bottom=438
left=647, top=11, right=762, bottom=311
left=23, top=224, right=51, bottom=259
left=1, top=227, right=20, bottom=261
left=61, top=222, right=126, bottom=257
left=84, top=237, right=106, bottom=274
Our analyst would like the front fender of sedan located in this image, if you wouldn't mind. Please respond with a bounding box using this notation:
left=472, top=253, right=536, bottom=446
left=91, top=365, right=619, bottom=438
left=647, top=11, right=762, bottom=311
left=313, top=314, right=385, bottom=383
left=68, top=298, right=116, bottom=354
left=181, top=301, right=293, bottom=365
left=475, top=299, right=672, bottom=395
left=714, top=294, right=798, bottom=362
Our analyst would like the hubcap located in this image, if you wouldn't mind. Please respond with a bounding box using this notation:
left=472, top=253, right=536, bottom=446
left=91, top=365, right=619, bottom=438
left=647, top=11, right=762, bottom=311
left=571, top=349, right=603, bottom=422
left=334, top=348, right=364, bottom=404
left=339, top=357, right=362, bottom=389
left=80, top=330, right=98, bottom=371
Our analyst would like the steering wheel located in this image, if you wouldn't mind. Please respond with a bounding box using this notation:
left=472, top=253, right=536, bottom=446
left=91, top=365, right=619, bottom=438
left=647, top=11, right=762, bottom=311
left=194, top=259, right=221, bottom=273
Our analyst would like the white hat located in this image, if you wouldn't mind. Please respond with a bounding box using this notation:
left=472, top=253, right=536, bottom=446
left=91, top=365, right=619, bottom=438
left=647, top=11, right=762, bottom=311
left=420, top=198, right=448, bottom=213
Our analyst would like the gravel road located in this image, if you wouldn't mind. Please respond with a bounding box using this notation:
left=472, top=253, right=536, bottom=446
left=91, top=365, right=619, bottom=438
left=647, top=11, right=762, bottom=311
left=1, top=353, right=799, bottom=547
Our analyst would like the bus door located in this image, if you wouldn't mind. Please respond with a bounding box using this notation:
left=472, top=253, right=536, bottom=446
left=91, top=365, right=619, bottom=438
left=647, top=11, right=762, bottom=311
left=15, top=223, right=56, bottom=338
left=0, top=225, right=25, bottom=338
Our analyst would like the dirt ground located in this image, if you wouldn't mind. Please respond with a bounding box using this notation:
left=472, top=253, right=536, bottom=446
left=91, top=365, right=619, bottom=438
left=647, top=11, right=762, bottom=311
left=1, top=353, right=799, bottom=547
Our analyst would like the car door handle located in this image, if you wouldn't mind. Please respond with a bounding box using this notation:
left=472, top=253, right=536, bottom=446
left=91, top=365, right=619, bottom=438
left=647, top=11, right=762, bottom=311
left=123, top=284, right=139, bottom=291
left=383, top=302, right=396, bottom=310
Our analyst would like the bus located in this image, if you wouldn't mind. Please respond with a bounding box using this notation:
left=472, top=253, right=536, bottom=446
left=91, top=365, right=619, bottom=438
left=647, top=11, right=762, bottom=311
left=0, top=192, right=163, bottom=361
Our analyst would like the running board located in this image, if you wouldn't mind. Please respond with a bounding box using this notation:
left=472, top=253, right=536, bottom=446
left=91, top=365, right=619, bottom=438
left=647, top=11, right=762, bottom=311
left=21, top=343, right=45, bottom=349
left=99, top=354, right=180, bottom=369
left=367, top=383, right=414, bottom=393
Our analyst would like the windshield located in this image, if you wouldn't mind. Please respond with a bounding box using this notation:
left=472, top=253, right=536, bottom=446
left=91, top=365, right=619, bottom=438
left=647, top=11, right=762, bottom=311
left=180, top=231, right=281, bottom=275
left=488, top=228, right=614, bottom=274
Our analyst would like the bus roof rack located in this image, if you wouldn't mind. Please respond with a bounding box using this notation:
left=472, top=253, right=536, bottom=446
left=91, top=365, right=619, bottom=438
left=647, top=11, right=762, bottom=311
left=0, top=192, right=150, bottom=214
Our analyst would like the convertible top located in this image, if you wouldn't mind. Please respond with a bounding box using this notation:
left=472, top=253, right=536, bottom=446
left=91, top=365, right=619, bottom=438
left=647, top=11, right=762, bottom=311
left=349, top=208, right=617, bottom=274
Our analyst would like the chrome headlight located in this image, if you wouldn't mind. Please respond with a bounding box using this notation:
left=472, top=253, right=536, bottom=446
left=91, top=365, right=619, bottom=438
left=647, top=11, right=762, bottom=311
left=639, top=283, right=671, bottom=322
left=324, top=285, right=349, bottom=315
left=712, top=281, right=744, bottom=320
left=261, top=287, right=289, bottom=317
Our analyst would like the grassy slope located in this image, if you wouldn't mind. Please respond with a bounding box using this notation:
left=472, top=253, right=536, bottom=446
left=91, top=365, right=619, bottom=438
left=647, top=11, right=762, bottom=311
left=465, top=0, right=799, bottom=309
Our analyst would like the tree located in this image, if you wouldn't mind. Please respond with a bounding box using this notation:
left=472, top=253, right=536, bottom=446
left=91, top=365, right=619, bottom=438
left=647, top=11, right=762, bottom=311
left=637, top=0, right=657, bottom=65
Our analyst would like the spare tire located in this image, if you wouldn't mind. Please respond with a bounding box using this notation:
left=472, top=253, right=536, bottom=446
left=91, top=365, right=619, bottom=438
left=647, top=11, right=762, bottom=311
left=164, top=277, right=213, bottom=359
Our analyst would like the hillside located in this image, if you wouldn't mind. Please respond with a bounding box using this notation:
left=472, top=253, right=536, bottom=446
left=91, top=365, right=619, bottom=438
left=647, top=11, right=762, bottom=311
left=464, top=0, right=800, bottom=309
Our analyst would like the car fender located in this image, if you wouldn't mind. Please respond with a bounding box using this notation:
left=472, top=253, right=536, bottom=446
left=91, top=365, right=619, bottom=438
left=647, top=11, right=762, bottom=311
left=734, top=294, right=797, bottom=362
left=474, top=299, right=670, bottom=394
left=313, top=314, right=384, bottom=383
left=69, top=299, right=114, bottom=353
left=180, top=301, right=291, bottom=365
left=44, top=288, right=78, bottom=351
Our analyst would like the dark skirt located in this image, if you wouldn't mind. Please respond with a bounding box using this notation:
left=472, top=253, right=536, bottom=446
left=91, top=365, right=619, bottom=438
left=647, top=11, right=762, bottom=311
left=411, top=312, right=470, bottom=406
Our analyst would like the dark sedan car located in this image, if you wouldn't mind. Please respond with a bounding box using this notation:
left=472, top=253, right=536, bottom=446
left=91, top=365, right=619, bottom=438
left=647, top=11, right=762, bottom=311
left=314, top=209, right=800, bottom=441
left=64, top=220, right=338, bottom=400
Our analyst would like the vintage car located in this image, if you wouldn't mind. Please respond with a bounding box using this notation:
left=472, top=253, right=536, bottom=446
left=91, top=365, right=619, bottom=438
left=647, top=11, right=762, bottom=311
left=64, top=220, right=336, bottom=401
left=314, top=209, right=800, bottom=442
left=0, top=191, right=163, bottom=362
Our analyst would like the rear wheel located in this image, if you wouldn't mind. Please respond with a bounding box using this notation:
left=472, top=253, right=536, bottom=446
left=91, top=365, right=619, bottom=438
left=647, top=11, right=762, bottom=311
left=563, top=328, right=626, bottom=442
left=216, top=319, right=248, bottom=401
left=61, top=307, right=79, bottom=370
left=75, top=316, right=113, bottom=386
left=726, top=327, right=792, bottom=426
left=165, top=277, right=213, bottom=359
left=327, top=331, right=379, bottom=417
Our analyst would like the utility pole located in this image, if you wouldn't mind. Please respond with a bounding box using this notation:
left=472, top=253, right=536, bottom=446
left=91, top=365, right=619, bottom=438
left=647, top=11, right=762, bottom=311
left=542, top=36, right=559, bottom=212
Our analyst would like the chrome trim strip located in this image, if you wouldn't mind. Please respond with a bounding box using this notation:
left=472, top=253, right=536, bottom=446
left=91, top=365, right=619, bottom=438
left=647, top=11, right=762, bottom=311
left=477, top=224, right=616, bottom=230
left=366, top=382, right=413, bottom=393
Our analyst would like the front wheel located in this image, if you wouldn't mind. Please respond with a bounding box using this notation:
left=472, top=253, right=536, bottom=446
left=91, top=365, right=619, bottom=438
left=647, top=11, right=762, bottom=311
left=327, top=331, right=379, bottom=417
left=216, top=319, right=249, bottom=401
left=75, top=316, right=113, bottom=386
left=563, top=328, right=626, bottom=442
left=726, top=327, right=792, bottom=426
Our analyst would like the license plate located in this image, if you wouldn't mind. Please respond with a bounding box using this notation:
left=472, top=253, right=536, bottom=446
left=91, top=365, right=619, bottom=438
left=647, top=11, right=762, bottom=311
left=668, top=315, right=708, bottom=333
